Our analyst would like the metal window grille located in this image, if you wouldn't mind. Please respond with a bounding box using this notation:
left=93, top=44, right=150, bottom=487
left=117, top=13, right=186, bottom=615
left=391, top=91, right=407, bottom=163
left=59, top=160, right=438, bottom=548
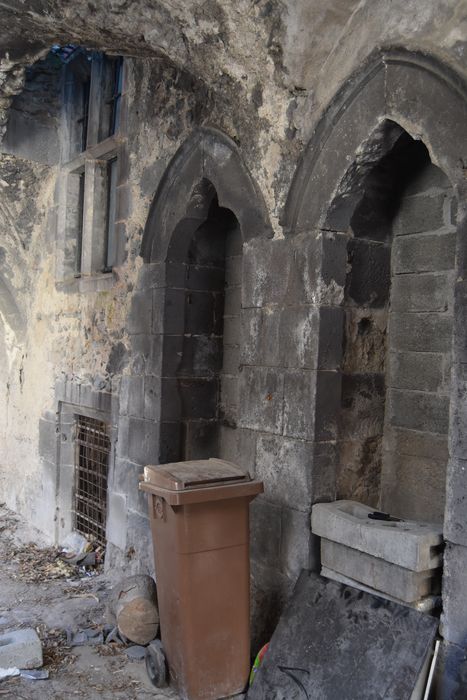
left=74, top=415, right=110, bottom=547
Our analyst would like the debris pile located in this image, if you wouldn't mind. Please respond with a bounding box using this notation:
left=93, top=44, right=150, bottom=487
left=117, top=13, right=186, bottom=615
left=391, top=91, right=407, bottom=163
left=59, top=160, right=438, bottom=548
left=7, top=533, right=104, bottom=583
left=37, top=625, right=75, bottom=674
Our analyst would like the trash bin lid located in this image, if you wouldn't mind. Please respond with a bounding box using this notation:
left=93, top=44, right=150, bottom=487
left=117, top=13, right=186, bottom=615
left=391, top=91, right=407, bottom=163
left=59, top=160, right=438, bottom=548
left=143, top=459, right=251, bottom=492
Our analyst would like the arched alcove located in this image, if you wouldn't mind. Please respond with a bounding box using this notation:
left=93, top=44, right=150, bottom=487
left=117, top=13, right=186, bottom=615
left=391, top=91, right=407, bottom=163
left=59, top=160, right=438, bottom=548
left=279, top=54, right=467, bottom=686
left=282, top=48, right=467, bottom=235
left=330, top=123, right=457, bottom=522
left=132, top=127, right=272, bottom=466
left=159, top=179, right=243, bottom=462
left=141, top=126, right=272, bottom=265
left=282, top=48, right=467, bottom=528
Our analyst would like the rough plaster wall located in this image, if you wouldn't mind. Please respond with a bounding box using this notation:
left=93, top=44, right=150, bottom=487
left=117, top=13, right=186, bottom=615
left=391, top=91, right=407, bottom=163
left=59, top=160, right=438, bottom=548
left=2, top=52, right=61, bottom=164
left=0, top=152, right=57, bottom=534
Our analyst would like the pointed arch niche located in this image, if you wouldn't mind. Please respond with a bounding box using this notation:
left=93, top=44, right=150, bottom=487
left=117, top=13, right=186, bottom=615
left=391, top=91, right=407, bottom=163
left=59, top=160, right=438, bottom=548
left=333, top=122, right=456, bottom=521
left=283, top=48, right=467, bottom=529
left=140, top=127, right=272, bottom=463
left=281, top=53, right=467, bottom=685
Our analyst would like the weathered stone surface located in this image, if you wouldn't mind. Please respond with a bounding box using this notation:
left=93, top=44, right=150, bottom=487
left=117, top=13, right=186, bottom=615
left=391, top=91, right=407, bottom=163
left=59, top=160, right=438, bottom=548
left=285, top=232, right=322, bottom=303
left=0, top=629, right=42, bottom=670
left=280, top=506, right=315, bottom=576
left=387, top=389, right=450, bottom=435
left=345, top=238, right=391, bottom=308
left=434, top=640, right=467, bottom=700
left=38, top=417, right=57, bottom=464
left=321, top=538, right=439, bottom=602
left=241, top=307, right=281, bottom=367
left=320, top=566, right=440, bottom=612
left=441, top=543, right=467, bottom=649
left=127, top=417, right=159, bottom=465
left=255, top=435, right=312, bottom=511
left=242, top=238, right=291, bottom=308
left=444, top=458, right=467, bottom=547
left=380, top=449, right=447, bottom=523
left=392, top=231, right=456, bottom=274
left=388, top=312, right=453, bottom=353
left=283, top=370, right=315, bottom=440
left=391, top=271, right=454, bottom=313
left=106, top=492, right=128, bottom=551
left=311, top=500, right=443, bottom=571
left=250, top=498, right=282, bottom=567
left=238, top=367, right=284, bottom=434
left=247, top=571, right=438, bottom=700
left=2, top=8, right=467, bottom=687
left=128, top=290, right=153, bottom=335
left=388, top=351, right=446, bottom=393
left=383, top=426, right=448, bottom=461
left=393, top=192, right=448, bottom=235
left=314, top=370, right=341, bottom=441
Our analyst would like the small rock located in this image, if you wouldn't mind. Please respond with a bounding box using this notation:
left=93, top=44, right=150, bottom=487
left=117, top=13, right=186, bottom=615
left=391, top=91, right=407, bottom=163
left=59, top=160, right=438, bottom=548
left=125, top=645, right=146, bottom=660
left=105, top=626, right=127, bottom=645
left=67, top=628, right=103, bottom=647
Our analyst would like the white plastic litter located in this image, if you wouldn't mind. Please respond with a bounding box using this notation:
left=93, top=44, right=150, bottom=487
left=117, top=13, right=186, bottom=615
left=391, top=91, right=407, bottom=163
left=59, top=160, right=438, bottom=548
left=0, top=667, right=20, bottom=681
left=60, top=532, right=88, bottom=555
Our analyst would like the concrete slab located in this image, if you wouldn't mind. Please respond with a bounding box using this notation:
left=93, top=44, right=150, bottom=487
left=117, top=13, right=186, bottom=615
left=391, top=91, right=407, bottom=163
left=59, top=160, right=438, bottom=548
left=0, top=628, right=42, bottom=670
left=321, top=567, right=440, bottom=612
left=312, top=500, right=443, bottom=571
left=247, top=570, right=438, bottom=700
left=321, top=538, right=441, bottom=602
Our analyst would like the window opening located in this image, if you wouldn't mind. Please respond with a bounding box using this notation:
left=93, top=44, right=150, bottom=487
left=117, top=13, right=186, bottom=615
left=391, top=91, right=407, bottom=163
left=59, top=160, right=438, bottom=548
left=75, top=171, right=85, bottom=276
left=103, top=157, right=118, bottom=272
left=77, top=76, right=90, bottom=151
left=59, top=48, right=124, bottom=280
left=74, top=415, right=110, bottom=547
left=107, top=57, right=123, bottom=137
left=51, top=44, right=81, bottom=64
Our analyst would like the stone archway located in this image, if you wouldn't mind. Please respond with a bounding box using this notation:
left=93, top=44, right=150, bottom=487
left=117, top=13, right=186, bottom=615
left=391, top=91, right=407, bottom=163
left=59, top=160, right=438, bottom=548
left=283, top=48, right=467, bottom=692
left=316, top=121, right=456, bottom=524
left=137, top=126, right=273, bottom=465
left=111, top=127, right=272, bottom=574
left=141, top=126, right=272, bottom=264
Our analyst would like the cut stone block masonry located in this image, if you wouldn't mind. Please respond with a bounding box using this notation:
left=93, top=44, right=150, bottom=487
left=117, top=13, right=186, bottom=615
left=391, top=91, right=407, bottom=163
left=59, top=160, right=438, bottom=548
left=0, top=628, right=42, bottom=670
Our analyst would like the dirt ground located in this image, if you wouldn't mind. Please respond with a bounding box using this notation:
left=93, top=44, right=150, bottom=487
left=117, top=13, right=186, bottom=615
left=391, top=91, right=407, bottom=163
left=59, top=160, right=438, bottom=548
left=0, top=504, right=179, bottom=700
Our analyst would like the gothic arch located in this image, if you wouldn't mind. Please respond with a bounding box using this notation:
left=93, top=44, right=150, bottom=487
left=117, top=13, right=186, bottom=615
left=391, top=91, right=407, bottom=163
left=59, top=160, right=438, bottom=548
left=283, top=47, right=467, bottom=235
left=141, top=126, right=272, bottom=263
left=281, top=49, right=467, bottom=672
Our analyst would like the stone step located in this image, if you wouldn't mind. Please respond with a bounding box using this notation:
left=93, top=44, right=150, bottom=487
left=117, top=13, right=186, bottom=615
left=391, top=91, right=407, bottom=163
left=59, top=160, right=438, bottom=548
left=321, top=538, right=441, bottom=602
left=312, top=500, right=443, bottom=571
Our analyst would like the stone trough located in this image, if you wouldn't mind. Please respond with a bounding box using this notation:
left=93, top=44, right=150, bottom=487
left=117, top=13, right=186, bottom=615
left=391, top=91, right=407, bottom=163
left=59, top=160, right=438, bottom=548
left=311, top=500, right=443, bottom=607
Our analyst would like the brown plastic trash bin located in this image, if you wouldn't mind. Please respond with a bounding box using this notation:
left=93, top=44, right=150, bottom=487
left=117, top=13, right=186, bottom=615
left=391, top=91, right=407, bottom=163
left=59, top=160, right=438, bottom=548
left=139, top=458, right=263, bottom=700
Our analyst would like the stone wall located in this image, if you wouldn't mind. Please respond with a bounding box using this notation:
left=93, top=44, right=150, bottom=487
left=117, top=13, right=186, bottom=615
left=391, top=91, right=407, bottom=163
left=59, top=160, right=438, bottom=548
left=381, top=163, right=457, bottom=522
left=1, top=1, right=467, bottom=692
